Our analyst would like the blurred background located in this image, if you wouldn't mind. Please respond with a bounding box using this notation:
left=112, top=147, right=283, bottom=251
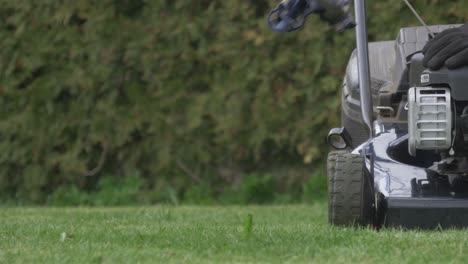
left=0, top=0, right=467, bottom=206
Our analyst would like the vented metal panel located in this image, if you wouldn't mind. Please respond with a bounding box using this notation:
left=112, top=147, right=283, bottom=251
left=408, top=87, right=452, bottom=156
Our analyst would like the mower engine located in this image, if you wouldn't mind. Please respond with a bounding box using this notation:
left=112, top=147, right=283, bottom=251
left=407, top=54, right=468, bottom=177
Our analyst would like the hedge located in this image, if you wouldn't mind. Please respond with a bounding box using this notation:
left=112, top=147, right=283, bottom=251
left=0, top=0, right=467, bottom=203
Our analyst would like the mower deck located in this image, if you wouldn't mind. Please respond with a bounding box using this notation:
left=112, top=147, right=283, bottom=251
left=386, top=197, right=468, bottom=229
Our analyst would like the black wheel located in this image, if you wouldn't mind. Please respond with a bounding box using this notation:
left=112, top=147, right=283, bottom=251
left=327, top=150, right=349, bottom=224
left=327, top=150, right=350, bottom=177
left=328, top=153, right=373, bottom=227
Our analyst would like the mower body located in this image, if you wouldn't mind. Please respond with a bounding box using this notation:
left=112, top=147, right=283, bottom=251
left=337, top=25, right=468, bottom=229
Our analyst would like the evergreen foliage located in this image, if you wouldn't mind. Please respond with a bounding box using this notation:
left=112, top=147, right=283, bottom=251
left=0, top=0, right=467, bottom=203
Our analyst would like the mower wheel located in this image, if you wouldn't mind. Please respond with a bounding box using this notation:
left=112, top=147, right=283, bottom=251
left=327, top=150, right=349, bottom=224
left=328, top=153, right=373, bottom=227
left=327, top=150, right=350, bottom=192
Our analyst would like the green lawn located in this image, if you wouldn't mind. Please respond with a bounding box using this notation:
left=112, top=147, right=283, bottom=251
left=1, top=203, right=468, bottom=263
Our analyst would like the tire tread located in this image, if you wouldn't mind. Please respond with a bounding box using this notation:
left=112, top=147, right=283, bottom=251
left=328, top=153, right=373, bottom=226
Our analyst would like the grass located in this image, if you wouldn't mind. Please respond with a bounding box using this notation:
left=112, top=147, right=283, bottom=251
left=1, top=203, right=468, bottom=263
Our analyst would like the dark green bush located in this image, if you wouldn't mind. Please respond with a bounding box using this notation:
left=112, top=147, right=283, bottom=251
left=48, top=175, right=144, bottom=206
left=0, top=0, right=466, bottom=204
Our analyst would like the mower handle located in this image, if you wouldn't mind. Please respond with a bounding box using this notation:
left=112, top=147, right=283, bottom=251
left=354, top=0, right=373, bottom=137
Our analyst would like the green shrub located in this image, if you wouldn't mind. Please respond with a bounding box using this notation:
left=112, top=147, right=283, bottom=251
left=91, top=176, right=143, bottom=206
left=302, top=172, right=327, bottom=203
left=47, top=185, right=90, bottom=206
left=47, top=176, right=144, bottom=206
left=0, top=0, right=467, bottom=204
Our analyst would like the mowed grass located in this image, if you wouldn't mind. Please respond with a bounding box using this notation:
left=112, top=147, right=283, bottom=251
left=1, top=203, right=468, bottom=263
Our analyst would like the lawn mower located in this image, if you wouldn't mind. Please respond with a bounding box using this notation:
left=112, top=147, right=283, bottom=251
left=268, top=0, right=468, bottom=229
